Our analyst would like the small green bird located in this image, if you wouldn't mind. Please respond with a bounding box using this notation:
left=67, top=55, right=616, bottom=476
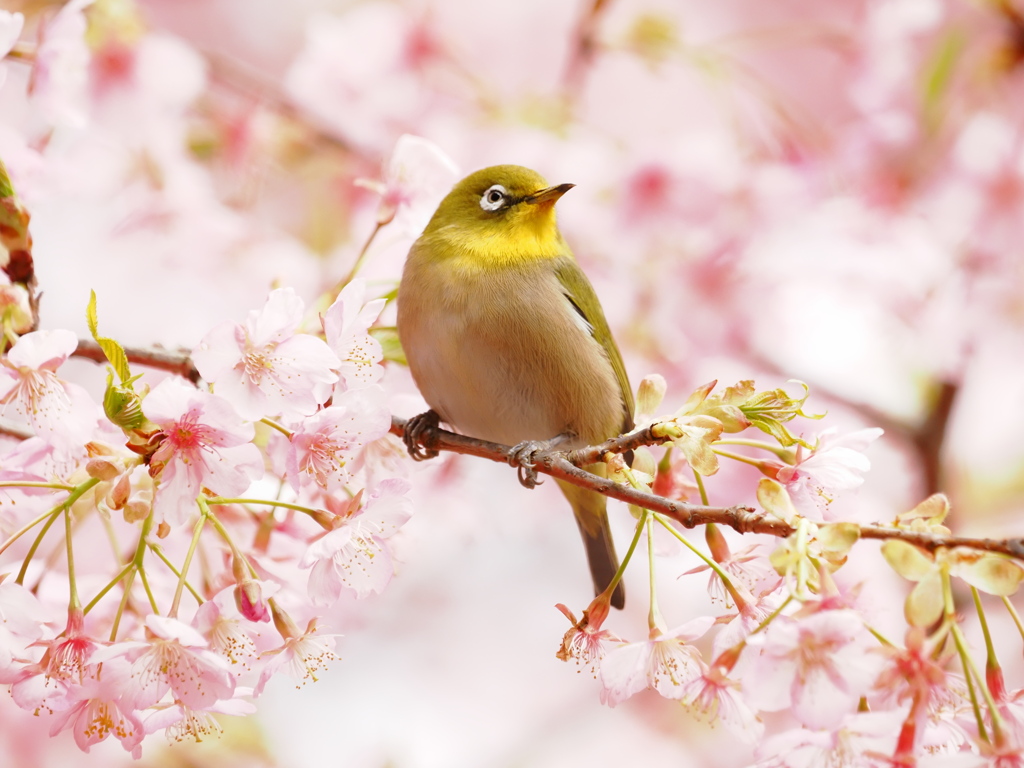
left=397, top=165, right=633, bottom=608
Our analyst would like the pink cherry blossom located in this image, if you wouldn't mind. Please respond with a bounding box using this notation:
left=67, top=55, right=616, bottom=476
left=29, top=0, right=94, bottom=128
left=193, top=595, right=258, bottom=668
left=0, top=329, right=100, bottom=452
left=753, top=711, right=903, bottom=768
left=776, top=428, right=884, bottom=518
left=193, top=288, right=340, bottom=421
left=323, top=279, right=386, bottom=392
left=47, top=655, right=145, bottom=757
left=144, top=378, right=263, bottom=526
left=745, top=609, right=884, bottom=730
left=286, top=387, right=391, bottom=493
left=0, top=581, right=51, bottom=685
left=356, top=134, right=460, bottom=236
left=599, top=616, right=714, bottom=706
left=300, top=478, right=413, bottom=602
left=682, top=664, right=763, bottom=744
left=255, top=619, right=339, bottom=696
left=114, top=614, right=236, bottom=710
left=555, top=604, right=618, bottom=678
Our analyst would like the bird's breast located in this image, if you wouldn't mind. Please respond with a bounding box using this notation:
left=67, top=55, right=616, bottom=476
left=397, top=252, right=625, bottom=448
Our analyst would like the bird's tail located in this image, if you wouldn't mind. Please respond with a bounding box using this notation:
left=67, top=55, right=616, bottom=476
left=557, top=471, right=625, bottom=609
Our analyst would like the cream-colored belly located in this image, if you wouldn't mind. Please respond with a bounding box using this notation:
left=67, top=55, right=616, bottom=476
left=398, top=257, right=623, bottom=448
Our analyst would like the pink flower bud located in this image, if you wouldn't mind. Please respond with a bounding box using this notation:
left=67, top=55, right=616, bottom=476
left=234, top=579, right=270, bottom=622
left=107, top=472, right=131, bottom=510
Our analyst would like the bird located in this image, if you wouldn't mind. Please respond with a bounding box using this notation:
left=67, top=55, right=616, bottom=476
left=396, top=164, right=633, bottom=609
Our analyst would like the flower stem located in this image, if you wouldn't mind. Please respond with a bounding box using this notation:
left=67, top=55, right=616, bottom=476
left=944, top=569, right=1001, bottom=743
left=713, top=439, right=793, bottom=460
left=971, top=587, right=998, bottom=673
left=14, top=477, right=100, bottom=586
left=64, top=508, right=81, bottom=611
left=1001, top=596, right=1024, bottom=643
left=333, top=220, right=384, bottom=296
left=653, top=512, right=747, bottom=608
left=712, top=449, right=769, bottom=469
left=600, top=510, right=647, bottom=600
left=260, top=418, right=293, bottom=438
left=0, top=481, right=77, bottom=490
left=206, top=496, right=324, bottom=516
left=693, top=467, right=709, bottom=506
left=110, top=512, right=154, bottom=641
left=147, top=542, right=204, bottom=604
left=646, top=513, right=665, bottom=632
left=83, top=562, right=134, bottom=615
left=169, top=500, right=209, bottom=618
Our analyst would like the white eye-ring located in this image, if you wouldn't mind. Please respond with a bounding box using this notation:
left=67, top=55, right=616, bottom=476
left=479, top=184, right=509, bottom=211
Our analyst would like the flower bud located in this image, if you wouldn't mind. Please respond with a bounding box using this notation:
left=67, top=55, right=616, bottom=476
left=234, top=579, right=271, bottom=623
left=107, top=472, right=131, bottom=510
left=123, top=497, right=150, bottom=523
left=86, top=457, right=121, bottom=481
left=635, top=374, right=666, bottom=421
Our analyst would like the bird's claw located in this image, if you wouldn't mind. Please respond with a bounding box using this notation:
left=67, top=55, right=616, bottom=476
left=404, top=410, right=441, bottom=461
left=509, top=440, right=547, bottom=489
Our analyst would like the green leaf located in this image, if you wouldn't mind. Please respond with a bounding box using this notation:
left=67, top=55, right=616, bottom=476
left=881, top=539, right=935, bottom=581
left=955, top=552, right=1024, bottom=596
left=0, top=157, right=13, bottom=199
left=906, top=571, right=944, bottom=627
left=756, top=478, right=798, bottom=524
left=86, top=291, right=131, bottom=383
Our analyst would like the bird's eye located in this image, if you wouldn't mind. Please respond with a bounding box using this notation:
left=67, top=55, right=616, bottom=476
left=479, top=184, right=509, bottom=211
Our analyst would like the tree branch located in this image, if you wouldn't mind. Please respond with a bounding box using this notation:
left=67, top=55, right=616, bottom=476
left=73, top=339, right=201, bottom=384
left=389, top=415, right=1024, bottom=560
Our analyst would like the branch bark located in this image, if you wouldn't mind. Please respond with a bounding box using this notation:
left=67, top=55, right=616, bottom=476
left=389, top=415, right=1024, bottom=561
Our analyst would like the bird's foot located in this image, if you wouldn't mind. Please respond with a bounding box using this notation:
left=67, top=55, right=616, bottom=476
left=509, top=440, right=548, bottom=488
left=404, top=410, right=441, bottom=461
left=509, top=434, right=574, bottom=489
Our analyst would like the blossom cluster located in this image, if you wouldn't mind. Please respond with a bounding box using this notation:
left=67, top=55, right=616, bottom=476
left=0, top=276, right=411, bottom=755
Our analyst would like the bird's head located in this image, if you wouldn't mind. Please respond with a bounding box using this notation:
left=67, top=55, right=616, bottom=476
left=420, top=165, right=574, bottom=265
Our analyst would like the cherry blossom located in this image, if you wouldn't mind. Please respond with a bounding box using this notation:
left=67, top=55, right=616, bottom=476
left=776, top=428, right=884, bottom=518
left=29, top=0, right=94, bottom=128
left=753, top=711, right=903, bottom=768
left=286, top=387, right=390, bottom=493
left=109, top=614, right=235, bottom=710
left=143, top=378, right=263, bottom=526
left=322, top=279, right=387, bottom=392
left=599, top=616, right=714, bottom=706
left=300, top=478, right=413, bottom=602
left=255, top=617, right=340, bottom=696
left=47, top=655, right=145, bottom=757
left=745, top=610, right=884, bottom=730
left=355, top=134, right=460, bottom=236
left=0, top=329, right=99, bottom=452
left=193, top=288, right=340, bottom=421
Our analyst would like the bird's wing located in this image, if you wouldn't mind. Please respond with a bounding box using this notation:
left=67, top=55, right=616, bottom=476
left=553, top=257, right=635, bottom=435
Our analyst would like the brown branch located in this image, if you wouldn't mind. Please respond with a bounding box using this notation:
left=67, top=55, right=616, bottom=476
left=73, top=339, right=201, bottom=384
left=390, top=415, right=1024, bottom=561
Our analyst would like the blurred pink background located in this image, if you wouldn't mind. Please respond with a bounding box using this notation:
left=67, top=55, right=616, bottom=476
left=2, top=0, right=1024, bottom=765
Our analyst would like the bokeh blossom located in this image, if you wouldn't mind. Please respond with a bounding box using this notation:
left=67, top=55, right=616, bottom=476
left=1, top=0, right=1024, bottom=765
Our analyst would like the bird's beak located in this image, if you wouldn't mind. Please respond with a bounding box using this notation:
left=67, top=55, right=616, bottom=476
left=523, top=183, right=575, bottom=206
